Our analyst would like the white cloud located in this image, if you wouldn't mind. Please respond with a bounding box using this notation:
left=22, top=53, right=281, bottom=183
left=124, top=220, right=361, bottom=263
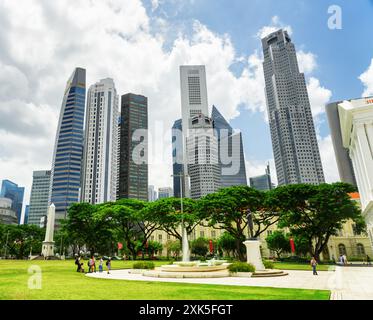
left=256, top=16, right=293, bottom=39
left=307, top=77, right=332, bottom=120
left=297, top=51, right=317, bottom=74
left=359, top=58, right=373, bottom=97
left=317, top=135, right=340, bottom=183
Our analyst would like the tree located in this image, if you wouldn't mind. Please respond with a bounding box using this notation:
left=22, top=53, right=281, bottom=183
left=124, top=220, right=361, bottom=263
left=191, top=237, right=209, bottom=258
left=95, top=199, right=147, bottom=260
left=265, top=230, right=290, bottom=258
left=198, top=186, right=278, bottom=261
left=166, top=240, right=181, bottom=259
left=146, top=197, right=200, bottom=241
left=63, top=202, right=113, bottom=255
left=273, top=182, right=365, bottom=261
left=216, top=232, right=236, bottom=258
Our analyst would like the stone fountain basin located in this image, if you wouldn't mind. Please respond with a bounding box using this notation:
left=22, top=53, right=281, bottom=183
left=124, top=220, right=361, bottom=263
left=160, top=264, right=228, bottom=272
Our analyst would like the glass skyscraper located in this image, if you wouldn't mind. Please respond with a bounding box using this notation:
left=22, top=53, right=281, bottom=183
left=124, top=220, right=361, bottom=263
left=49, top=67, right=86, bottom=226
left=0, top=180, right=24, bottom=224
left=28, top=170, right=51, bottom=226
left=172, top=119, right=183, bottom=198
left=211, top=105, right=247, bottom=187
left=261, top=30, right=324, bottom=185
left=118, top=93, right=148, bottom=201
left=249, top=164, right=273, bottom=191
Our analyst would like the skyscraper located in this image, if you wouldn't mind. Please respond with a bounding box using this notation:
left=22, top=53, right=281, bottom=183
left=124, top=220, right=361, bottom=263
left=249, top=164, right=273, bottom=191
left=0, top=179, right=24, bottom=224
left=172, top=119, right=183, bottom=198
left=49, top=67, right=86, bottom=225
left=187, top=114, right=221, bottom=199
left=81, top=78, right=119, bottom=204
left=148, top=185, right=157, bottom=202
left=262, top=30, right=324, bottom=185
left=326, top=101, right=357, bottom=186
left=158, top=187, right=173, bottom=199
left=211, top=105, right=247, bottom=187
left=180, top=65, right=209, bottom=197
left=118, top=93, right=148, bottom=201
left=28, top=170, right=51, bottom=226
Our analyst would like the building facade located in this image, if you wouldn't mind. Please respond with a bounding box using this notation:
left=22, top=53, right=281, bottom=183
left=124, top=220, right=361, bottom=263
left=211, top=105, right=247, bottom=187
left=180, top=65, right=209, bottom=197
left=0, top=180, right=24, bottom=224
left=262, top=29, right=324, bottom=186
left=337, top=97, right=373, bottom=249
left=158, top=187, right=173, bottom=199
left=148, top=185, right=157, bottom=202
left=326, top=101, right=357, bottom=186
left=81, top=78, right=119, bottom=204
left=0, top=197, right=18, bottom=225
left=118, top=93, right=148, bottom=201
left=249, top=164, right=273, bottom=191
left=49, top=67, right=86, bottom=226
left=172, top=119, right=183, bottom=198
left=28, top=170, right=51, bottom=226
left=187, top=114, right=221, bottom=199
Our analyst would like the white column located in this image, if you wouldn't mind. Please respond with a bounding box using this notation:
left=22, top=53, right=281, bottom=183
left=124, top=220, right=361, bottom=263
left=243, top=240, right=265, bottom=271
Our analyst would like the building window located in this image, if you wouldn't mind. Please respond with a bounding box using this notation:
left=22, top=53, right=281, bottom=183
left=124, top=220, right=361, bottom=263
left=357, top=243, right=365, bottom=256
left=338, top=244, right=347, bottom=256
left=158, top=234, right=162, bottom=242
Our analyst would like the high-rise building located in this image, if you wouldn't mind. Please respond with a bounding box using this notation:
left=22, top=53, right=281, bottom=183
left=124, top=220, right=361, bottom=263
left=118, top=93, right=148, bottom=201
left=180, top=65, right=209, bottom=197
left=0, top=179, right=24, bottom=224
left=249, top=164, right=273, bottom=191
left=172, top=119, right=183, bottom=198
left=0, top=198, right=18, bottom=225
left=261, top=30, right=324, bottom=185
left=28, top=170, right=51, bottom=226
left=187, top=114, right=221, bottom=199
left=326, top=101, right=357, bottom=186
left=336, top=97, right=373, bottom=249
left=81, top=78, right=119, bottom=204
left=211, top=105, right=247, bottom=187
left=24, top=205, right=29, bottom=224
left=49, top=67, right=86, bottom=226
left=158, top=187, right=173, bottom=199
left=148, top=185, right=157, bottom=202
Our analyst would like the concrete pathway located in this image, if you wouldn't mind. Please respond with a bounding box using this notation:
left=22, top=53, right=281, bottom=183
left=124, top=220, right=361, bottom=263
left=86, top=266, right=373, bottom=299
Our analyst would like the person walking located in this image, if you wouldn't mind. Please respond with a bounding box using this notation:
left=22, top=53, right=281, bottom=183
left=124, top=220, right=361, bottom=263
left=99, top=257, right=104, bottom=273
left=310, top=257, right=318, bottom=275
left=74, top=254, right=81, bottom=272
left=106, top=257, right=111, bottom=274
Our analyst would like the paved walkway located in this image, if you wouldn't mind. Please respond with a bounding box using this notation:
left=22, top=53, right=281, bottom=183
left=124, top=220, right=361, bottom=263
left=86, top=266, right=373, bottom=299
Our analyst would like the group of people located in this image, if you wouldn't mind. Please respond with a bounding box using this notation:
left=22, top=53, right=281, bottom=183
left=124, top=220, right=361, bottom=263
left=74, top=254, right=111, bottom=274
left=338, top=254, right=348, bottom=265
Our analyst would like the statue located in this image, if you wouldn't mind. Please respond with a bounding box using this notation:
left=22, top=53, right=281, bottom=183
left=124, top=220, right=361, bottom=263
left=246, top=208, right=255, bottom=239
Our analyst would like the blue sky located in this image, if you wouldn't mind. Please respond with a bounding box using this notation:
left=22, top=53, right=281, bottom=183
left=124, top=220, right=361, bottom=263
left=143, top=0, right=373, bottom=179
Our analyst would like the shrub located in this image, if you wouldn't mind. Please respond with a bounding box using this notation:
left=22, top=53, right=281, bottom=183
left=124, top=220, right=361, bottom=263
left=228, top=262, right=255, bottom=273
left=132, top=261, right=155, bottom=270
left=263, top=260, right=274, bottom=269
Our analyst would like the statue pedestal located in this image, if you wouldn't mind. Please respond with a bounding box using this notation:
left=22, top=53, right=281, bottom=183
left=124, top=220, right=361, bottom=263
left=42, top=241, right=55, bottom=258
left=243, top=240, right=265, bottom=271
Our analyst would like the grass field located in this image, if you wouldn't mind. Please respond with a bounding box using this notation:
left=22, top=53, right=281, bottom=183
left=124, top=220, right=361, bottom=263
left=273, top=262, right=335, bottom=271
left=0, top=260, right=330, bottom=300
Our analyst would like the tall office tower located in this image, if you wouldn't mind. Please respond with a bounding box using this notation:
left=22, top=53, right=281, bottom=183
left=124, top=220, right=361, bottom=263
left=158, top=187, right=173, bottom=199
left=49, top=67, right=86, bottom=225
left=180, top=65, right=209, bottom=196
left=118, top=93, right=148, bottom=201
left=172, top=119, right=183, bottom=198
left=148, top=185, right=157, bottom=202
left=28, top=170, right=51, bottom=226
left=81, top=78, right=119, bottom=204
left=249, top=164, right=273, bottom=191
left=187, top=114, right=221, bottom=199
left=23, top=205, right=29, bottom=224
left=326, top=101, right=357, bottom=186
left=0, top=180, right=24, bottom=224
left=0, top=198, right=18, bottom=225
left=211, top=105, right=247, bottom=187
left=262, top=30, right=325, bottom=185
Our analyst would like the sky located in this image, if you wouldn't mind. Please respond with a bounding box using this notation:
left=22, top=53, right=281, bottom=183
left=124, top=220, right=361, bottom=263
left=0, top=0, right=373, bottom=222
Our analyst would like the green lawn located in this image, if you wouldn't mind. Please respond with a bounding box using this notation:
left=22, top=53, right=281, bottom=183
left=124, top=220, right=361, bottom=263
left=273, top=262, right=335, bottom=271
left=0, top=260, right=330, bottom=300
